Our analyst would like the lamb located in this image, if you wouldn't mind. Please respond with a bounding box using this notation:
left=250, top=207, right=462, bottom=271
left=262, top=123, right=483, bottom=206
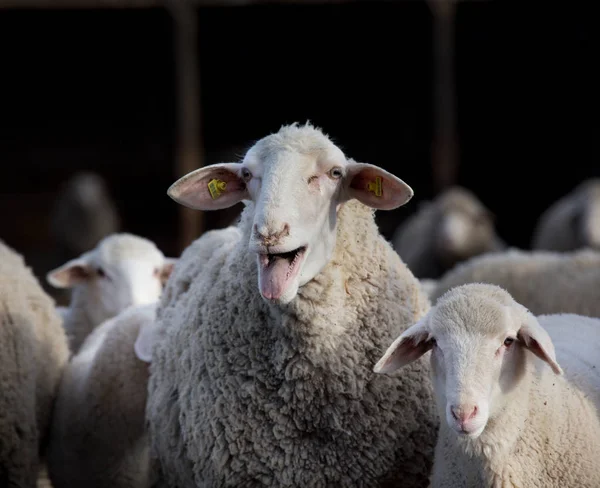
left=391, top=186, right=505, bottom=279
left=47, top=232, right=176, bottom=355
left=430, top=247, right=600, bottom=317
left=146, top=122, right=437, bottom=487
left=0, top=240, right=70, bottom=486
left=531, top=178, right=600, bottom=251
left=374, top=283, right=600, bottom=488
left=47, top=302, right=162, bottom=488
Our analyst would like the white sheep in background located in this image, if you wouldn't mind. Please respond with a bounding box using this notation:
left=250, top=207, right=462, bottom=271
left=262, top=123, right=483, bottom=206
left=531, top=178, right=600, bottom=251
left=47, top=302, right=161, bottom=488
left=147, top=122, right=437, bottom=487
left=0, top=240, right=70, bottom=486
left=46, top=233, right=176, bottom=355
left=374, top=283, right=600, bottom=488
left=392, top=186, right=505, bottom=279
left=430, top=247, right=600, bottom=317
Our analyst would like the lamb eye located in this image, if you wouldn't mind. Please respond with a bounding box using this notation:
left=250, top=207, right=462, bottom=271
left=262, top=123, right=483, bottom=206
left=153, top=268, right=160, bottom=277
left=329, top=167, right=343, bottom=179
left=96, top=267, right=106, bottom=278
left=504, top=337, right=515, bottom=347
left=241, top=168, right=252, bottom=181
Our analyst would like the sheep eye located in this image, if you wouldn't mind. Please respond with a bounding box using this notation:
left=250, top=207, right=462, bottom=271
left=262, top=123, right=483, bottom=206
left=504, top=337, right=515, bottom=347
left=430, top=338, right=437, bottom=347
left=96, top=267, right=106, bottom=278
left=329, top=167, right=343, bottom=179
left=153, top=268, right=160, bottom=277
left=241, top=168, right=252, bottom=181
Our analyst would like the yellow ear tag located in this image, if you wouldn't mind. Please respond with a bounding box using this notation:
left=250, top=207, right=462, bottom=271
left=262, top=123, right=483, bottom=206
left=367, top=176, right=383, bottom=197
left=208, top=179, right=227, bottom=200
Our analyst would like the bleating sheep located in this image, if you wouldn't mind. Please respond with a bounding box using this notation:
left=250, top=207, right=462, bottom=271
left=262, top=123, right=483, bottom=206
left=50, top=171, right=121, bottom=259
left=146, top=122, right=437, bottom=487
left=531, top=178, right=600, bottom=251
left=47, top=233, right=176, bottom=355
left=431, top=247, right=600, bottom=317
left=374, top=283, right=600, bottom=488
left=391, top=186, right=505, bottom=279
left=0, top=240, right=70, bottom=487
left=47, top=302, right=161, bottom=488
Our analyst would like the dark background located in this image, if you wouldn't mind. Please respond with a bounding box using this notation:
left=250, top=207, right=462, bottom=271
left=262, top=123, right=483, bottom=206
left=1, top=1, right=598, bottom=288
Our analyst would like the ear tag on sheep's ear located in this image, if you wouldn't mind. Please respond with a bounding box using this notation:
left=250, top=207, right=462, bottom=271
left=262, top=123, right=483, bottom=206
left=367, top=176, right=383, bottom=197
left=207, top=179, right=227, bottom=200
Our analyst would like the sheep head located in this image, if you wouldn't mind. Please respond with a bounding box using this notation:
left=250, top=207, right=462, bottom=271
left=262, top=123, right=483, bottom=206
left=168, top=122, right=413, bottom=305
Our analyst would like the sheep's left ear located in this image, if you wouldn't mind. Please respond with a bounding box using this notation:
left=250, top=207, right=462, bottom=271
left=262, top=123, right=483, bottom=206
left=342, top=161, right=414, bottom=210
left=134, top=319, right=160, bottom=363
left=518, top=315, right=563, bottom=375
left=373, top=315, right=433, bottom=374
left=159, top=258, right=177, bottom=286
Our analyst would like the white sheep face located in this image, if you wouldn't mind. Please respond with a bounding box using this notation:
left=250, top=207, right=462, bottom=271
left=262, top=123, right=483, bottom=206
left=373, top=284, right=563, bottom=440
left=168, top=123, right=414, bottom=304
left=48, top=233, right=176, bottom=325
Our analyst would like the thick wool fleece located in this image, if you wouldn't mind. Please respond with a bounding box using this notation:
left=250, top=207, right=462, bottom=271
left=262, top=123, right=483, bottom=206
left=0, top=240, right=70, bottom=487
left=147, top=200, right=436, bottom=488
left=47, top=304, right=156, bottom=488
left=432, top=248, right=600, bottom=316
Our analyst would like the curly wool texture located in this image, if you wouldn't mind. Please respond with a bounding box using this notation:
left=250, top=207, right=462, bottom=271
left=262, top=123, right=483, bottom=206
left=0, top=240, right=69, bottom=486
left=431, top=248, right=600, bottom=316
left=47, top=304, right=157, bottom=488
left=147, top=200, right=437, bottom=488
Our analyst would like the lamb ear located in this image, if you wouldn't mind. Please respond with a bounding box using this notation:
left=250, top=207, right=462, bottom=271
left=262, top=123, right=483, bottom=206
left=167, top=163, right=249, bottom=211
left=342, top=161, right=414, bottom=210
left=518, top=315, right=563, bottom=375
left=134, top=319, right=160, bottom=363
left=373, top=315, right=433, bottom=374
left=159, top=258, right=178, bottom=286
left=47, top=257, right=93, bottom=288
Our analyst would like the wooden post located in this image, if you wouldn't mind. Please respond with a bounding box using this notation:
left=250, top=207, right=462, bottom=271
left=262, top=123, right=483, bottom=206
left=168, top=0, right=204, bottom=253
left=428, top=0, right=459, bottom=193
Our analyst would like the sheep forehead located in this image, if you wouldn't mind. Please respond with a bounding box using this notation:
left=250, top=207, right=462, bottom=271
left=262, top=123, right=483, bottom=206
left=93, top=234, right=164, bottom=269
left=244, top=123, right=345, bottom=173
left=432, top=285, right=515, bottom=343
left=438, top=188, right=486, bottom=217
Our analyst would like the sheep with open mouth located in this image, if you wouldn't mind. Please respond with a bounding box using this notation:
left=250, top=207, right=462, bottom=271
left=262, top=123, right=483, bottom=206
left=146, top=122, right=437, bottom=487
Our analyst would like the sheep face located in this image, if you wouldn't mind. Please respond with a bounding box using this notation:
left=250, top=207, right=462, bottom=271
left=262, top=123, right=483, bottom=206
left=373, top=283, right=563, bottom=440
left=48, top=234, right=176, bottom=325
left=168, top=123, right=414, bottom=304
left=580, top=192, right=600, bottom=249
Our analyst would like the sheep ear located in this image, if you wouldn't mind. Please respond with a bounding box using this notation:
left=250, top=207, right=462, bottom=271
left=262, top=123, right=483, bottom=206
left=167, top=163, right=249, bottom=211
left=134, top=319, right=160, bottom=363
left=159, top=258, right=177, bottom=286
left=47, top=257, right=93, bottom=288
left=518, top=315, right=563, bottom=375
left=342, top=161, right=414, bottom=210
left=373, top=315, right=433, bottom=374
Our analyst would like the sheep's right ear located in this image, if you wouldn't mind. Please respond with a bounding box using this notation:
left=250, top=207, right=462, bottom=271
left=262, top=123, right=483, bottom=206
left=373, top=315, right=433, bottom=374
left=47, top=258, right=93, bottom=288
left=518, top=315, right=563, bottom=375
left=159, top=258, right=178, bottom=286
left=167, top=163, right=250, bottom=211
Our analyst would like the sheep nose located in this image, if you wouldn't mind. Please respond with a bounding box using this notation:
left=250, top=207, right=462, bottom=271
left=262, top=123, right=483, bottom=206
left=254, top=222, right=290, bottom=245
left=450, top=404, right=478, bottom=423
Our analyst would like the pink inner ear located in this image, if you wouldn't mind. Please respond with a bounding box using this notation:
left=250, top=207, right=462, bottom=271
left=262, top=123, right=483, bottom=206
left=171, top=167, right=248, bottom=210
left=378, top=336, right=433, bottom=373
left=349, top=167, right=412, bottom=210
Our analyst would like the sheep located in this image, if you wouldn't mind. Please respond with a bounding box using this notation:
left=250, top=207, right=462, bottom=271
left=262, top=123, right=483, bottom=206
left=391, top=186, right=505, bottom=279
left=419, top=278, right=438, bottom=300
left=430, top=247, right=600, bottom=317
left=0, top=240, right=70, bottom=486
left=47, top=302, right=162, bottom=488
left=374, top=283, right=600, bottom=487
left=47, top=232, right=176, bottom=355
left=50, top=171, right=121, bottom=259
left=146, top=122, right=437, bottom=487
left=531, top=178, right=600, bottom=251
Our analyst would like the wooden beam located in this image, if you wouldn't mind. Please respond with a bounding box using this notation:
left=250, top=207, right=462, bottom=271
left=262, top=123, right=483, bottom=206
left=168, top=0, right=204, bottom=253
left=428, top=0, right=459, bottom=192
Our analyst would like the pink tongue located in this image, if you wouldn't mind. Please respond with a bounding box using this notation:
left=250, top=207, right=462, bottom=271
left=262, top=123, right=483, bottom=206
left=260, top=257, right=291, bottom=300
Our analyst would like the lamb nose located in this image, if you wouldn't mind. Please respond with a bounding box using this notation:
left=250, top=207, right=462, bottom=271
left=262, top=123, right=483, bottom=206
left=451, top=404, right=478, bottom=422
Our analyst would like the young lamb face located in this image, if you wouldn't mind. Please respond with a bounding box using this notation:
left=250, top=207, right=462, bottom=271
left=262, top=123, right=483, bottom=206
left=373, top=284, right=563, bottom=439
left=48, top=233, right=176, bottom=325
left=168, top=123, right=414, bottom=304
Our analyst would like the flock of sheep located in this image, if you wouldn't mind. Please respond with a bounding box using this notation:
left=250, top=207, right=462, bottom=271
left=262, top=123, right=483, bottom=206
left=1, top=122, right=599, bottom=488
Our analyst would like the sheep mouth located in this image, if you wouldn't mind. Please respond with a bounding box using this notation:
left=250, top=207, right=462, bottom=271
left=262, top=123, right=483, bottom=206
left=258, top=246, right=307, bottom=301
